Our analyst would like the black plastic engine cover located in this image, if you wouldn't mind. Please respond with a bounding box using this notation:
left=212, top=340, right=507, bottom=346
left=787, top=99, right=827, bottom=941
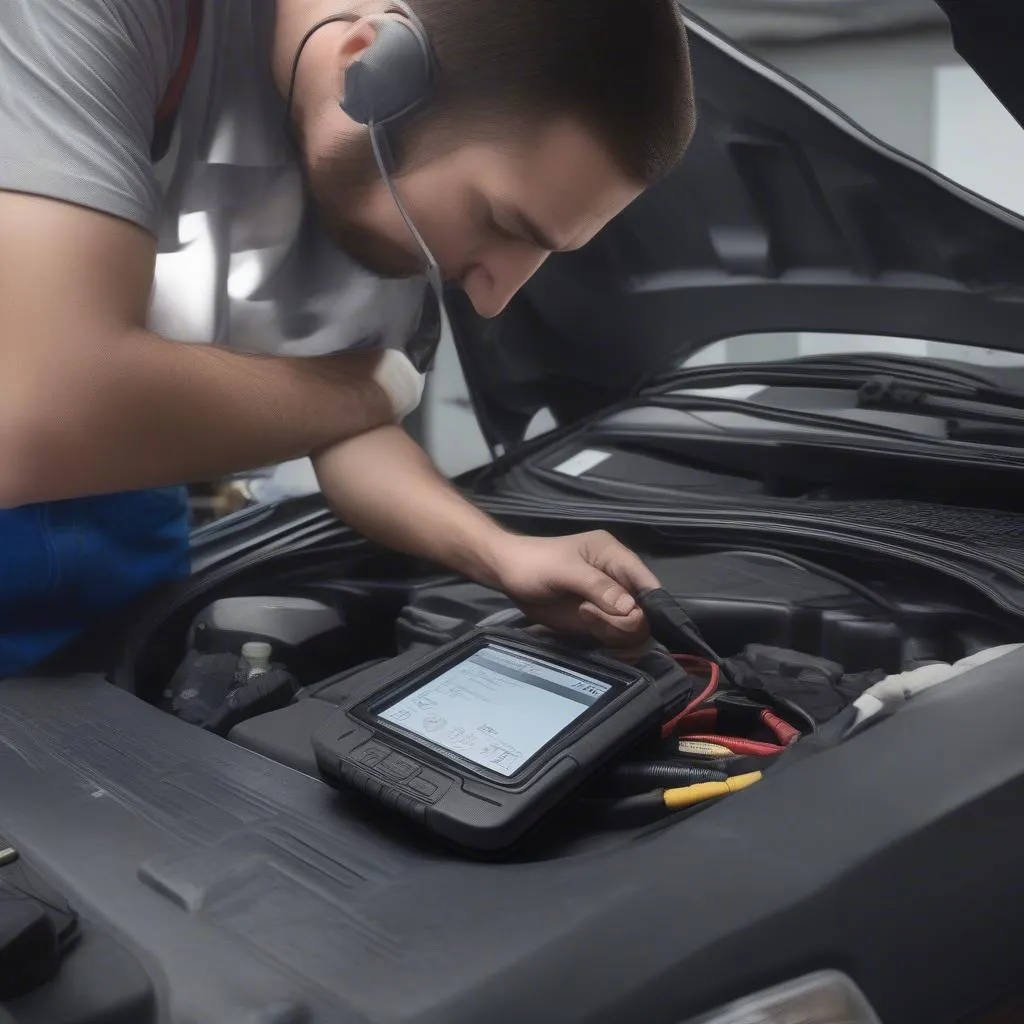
left=4, top=648, right=1024, bottom=1023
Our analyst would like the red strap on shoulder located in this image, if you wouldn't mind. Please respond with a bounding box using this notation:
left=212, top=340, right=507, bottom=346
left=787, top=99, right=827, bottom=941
left=152, top=0, right=203, bottom=161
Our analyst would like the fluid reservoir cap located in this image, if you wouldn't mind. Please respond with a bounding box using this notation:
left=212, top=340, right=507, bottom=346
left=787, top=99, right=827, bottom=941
left=241, top=641, right=273, bottom=668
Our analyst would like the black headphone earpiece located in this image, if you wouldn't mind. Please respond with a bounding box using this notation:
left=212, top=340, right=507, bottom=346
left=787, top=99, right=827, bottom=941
left=283, top=1, right=446, bottom=369
left=339, top=2, right=436, bottom=174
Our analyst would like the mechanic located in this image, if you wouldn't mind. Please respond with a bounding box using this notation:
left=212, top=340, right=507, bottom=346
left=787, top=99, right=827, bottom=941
left=0, top=0, right=696, bottom=678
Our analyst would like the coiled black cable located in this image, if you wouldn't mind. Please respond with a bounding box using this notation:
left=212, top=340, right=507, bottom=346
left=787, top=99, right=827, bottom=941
left=610, top=762, right=728, bottom=787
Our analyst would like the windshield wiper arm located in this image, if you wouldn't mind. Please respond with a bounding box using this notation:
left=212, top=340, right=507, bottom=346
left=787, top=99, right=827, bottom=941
left=858, top=375, right=1024, bottom=427
left=945, top=420, right=1024, bottom=445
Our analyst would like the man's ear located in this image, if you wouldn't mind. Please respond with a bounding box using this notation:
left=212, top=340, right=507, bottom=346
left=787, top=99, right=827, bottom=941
left=338, top=18, right=382, bottom=70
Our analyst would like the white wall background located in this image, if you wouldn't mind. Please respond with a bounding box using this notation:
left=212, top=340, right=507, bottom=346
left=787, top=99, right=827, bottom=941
left=934, top=64, right=1024, bottom=217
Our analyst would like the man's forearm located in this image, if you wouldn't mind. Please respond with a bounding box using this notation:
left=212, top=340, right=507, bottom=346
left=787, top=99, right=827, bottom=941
left=313, top=425, right=510, bottom=586
left=6, top=329, right=393, bottom=505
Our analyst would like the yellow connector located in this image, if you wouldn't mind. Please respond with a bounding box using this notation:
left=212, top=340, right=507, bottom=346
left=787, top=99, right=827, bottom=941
left=662, top=771, right=763, bottom=810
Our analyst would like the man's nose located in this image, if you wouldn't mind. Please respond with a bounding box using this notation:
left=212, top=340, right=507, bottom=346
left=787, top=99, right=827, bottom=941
left=463, top=247, right=551, bottom=319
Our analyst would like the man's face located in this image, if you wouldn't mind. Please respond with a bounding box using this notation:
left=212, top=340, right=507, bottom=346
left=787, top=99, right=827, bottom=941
left=303, top=118, right=644, bottom=319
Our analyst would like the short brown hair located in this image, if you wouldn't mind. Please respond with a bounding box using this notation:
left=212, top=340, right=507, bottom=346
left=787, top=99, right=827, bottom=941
left=402, top=0, right=696, bottom=186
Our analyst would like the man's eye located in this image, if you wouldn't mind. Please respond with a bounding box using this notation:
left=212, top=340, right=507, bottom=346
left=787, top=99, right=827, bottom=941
left=492, top=222, right=518, bottom=242
left=485, top=211, right=518, bottom=242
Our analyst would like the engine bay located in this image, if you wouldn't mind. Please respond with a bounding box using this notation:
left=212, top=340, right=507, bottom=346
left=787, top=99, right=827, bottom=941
left=5, top=604, right=1024, bottom=1024
left=6, top=527, right=1024, bottom=1023
left=125, top=541, right=1024, bottom=860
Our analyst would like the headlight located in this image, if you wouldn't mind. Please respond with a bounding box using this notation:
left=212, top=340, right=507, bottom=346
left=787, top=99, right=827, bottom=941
left=685, top=971, right=881, bottom=1024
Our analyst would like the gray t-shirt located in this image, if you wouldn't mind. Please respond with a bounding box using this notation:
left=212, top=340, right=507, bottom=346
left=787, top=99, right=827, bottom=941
left=0, top=0, right=428, bottom=356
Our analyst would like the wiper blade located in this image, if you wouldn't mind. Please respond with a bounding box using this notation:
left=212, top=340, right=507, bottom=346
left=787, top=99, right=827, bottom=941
left=858, top=375, right=1024, bottom=427
left=947, top=421, right=1024, bottom=445
left=645, top=355, right=1012, bottom=403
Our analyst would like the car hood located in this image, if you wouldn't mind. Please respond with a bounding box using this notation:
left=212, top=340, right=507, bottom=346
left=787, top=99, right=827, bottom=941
left=444, top=1, right=1024, bottom=454
left=686, top=0, right=946, bottom=45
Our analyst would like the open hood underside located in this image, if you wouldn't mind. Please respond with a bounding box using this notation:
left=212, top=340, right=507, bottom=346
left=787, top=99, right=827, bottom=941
left=686, top=0, right=946, bottom=44
left=446, top=1, right=1024, bottom=452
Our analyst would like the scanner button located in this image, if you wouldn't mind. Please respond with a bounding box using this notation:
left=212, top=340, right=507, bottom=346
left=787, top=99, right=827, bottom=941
left=379, top=754, right=420, bottom=781
left=408, top=777, right=438, bottom=800
left=355, top=744, right=391, bottom=768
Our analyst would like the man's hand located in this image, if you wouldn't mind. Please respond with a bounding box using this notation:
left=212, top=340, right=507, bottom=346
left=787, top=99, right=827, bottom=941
left=314, top=428, right=661, bottom=647
left=487, top=531, right=662, bottom=647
